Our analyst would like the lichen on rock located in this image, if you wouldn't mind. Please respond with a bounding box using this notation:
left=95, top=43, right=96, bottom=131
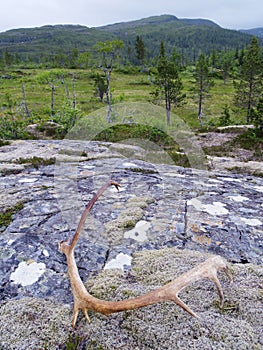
left=0, top=297, right=71, bottom=350
left=0, top=247, right=262, bottom=349
left=104, top=196, right=154, bottom=244
left=0, top=139, right=262, bottom=349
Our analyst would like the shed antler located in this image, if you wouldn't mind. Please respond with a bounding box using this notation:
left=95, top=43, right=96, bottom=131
left=59, top=180, right=232, bottom=328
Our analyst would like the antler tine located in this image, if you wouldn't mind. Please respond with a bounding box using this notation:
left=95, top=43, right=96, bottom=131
left=69, top=180, right=121, bottom=251
left=59, top=181, right=232, bottom=327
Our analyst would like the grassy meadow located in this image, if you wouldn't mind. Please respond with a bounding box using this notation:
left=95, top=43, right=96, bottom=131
left=0, top=66, right=246, bottom=140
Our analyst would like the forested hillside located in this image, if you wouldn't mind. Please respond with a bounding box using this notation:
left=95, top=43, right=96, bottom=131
left=98, top=14, right=255, bottom=61
left=0, top=25, right=115, bottom=62
left=0, top=14, right=260, bottom=64
left=0, top=14, right=262, bottom=149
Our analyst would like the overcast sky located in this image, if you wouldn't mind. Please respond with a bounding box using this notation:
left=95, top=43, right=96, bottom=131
left=1, top=0, right=262, bottom=33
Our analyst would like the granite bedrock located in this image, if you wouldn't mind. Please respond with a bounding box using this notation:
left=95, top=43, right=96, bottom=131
left=0, top=140, right=262, bottom=349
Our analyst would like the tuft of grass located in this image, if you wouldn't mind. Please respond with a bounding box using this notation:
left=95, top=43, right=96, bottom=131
left=60, top=330, right=89, bottom=350
left=0, top=202, right=24, bottom=228
left=213, top=300, right=241, bottom=315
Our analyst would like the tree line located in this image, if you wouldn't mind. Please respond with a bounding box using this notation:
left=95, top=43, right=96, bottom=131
left=0, top=35, right=263, bottom=137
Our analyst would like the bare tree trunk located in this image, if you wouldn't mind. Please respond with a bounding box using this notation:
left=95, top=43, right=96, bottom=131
left=105, top=71, right=112, bottom=123
left=247, top=77, right=253, bottom=124
left=72, top=73, right=76, bottom=109
left=51, top=84, right=55, bottom=118
left=21, top=84, right=30, bottom=118
left=165, top=92, right=171, bottom=126
left=166, top=108, right=171, bottom=126
left=198, top=90, right=203, bottom=128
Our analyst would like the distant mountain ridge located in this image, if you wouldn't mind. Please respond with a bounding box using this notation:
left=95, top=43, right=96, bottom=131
left=97, top=14, right=220, bottom=32
left=239, top=27, right=263, bottom=38
left=96, top=15, right=220, bottom=32
left=0, top=14, right=262, bottom=63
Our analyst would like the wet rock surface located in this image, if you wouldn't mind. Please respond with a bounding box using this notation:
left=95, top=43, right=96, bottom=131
left=0, top=139, right=262, bottom=349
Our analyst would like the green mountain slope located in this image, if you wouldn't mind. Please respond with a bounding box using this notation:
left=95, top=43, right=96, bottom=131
left=0, top=24, right=115, bottom=60
left=0, top=14, right=259, bottom=63
left=97, top=15, right=255, bottom=60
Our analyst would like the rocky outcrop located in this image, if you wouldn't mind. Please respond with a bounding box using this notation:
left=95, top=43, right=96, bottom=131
left=0, top=140, right=262, bottom=349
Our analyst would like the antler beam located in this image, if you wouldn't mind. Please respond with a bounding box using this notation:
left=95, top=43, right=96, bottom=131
left=59, top=180, right=232, bottom=328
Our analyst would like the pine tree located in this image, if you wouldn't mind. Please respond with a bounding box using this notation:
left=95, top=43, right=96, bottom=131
left=135, top=36, right=145, bottom=64
left=218, top=50, right=235, bottom=84
left=194, top=53, right=213, bottom=127
left=152, top=42, right=185, bottom=126
left=251, top=98, right=263, bottom=130
left=234, top=37, right=263, bottom=123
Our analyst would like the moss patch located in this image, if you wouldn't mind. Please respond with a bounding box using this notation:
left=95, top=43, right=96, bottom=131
left=1, top=248, right=262, bottom=349
left=0, top=298, right=71, bottom=350
left=15, top=156, right=56, bottom=168
left=0, top=139, right=11, bottom=147
left=104, top=196, right=154, bottom=244
left=203, top=129, right=263, bottom=161
left=0, top=202, right=24, bottom=228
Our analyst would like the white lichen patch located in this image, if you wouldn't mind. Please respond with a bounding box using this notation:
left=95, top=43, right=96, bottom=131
left=188, top=198, right=229, bottom=215
left=240, top=217, right=262, bottom=226
left=109, top=185, right=126, bottom=193
left=10, top=261, right=46, bottom=286
left=124, top=220, right=151, bottom=242
left=42, top=249, right=49, bottom=257
left=122, top=162, right=138, bottom=168
left=18, top=177, right=38, bottom=183
left=104, top=253, right=132, bottom=271
left=81, top=165, right=95, bottom=170
left=222, top=177, right=242, bottom=183
left=228, top=195, right=250, bottom=202
left=254, top=185, right=263, bottom=193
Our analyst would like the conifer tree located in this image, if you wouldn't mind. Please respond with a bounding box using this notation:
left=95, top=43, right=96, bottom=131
left=152, top=42, right=185, bottom=126
left=234, top=37, right=263, bottom=123
left=194, top=53, right=213, bottom=127
left=135, top=36, right=145, bottom=64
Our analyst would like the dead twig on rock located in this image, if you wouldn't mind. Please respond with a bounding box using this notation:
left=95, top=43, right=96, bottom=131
left=59, top=180, right=232, bottom=327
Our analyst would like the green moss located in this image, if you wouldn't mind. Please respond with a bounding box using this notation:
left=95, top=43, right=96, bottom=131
left=0, top=202, right=24, bottom=227
left=58, top=149, right=87, bottom=157
left=167, top=150, right=191, bottom=167
left=125, top=167, right=157, bottom=174
left=227, top=166, right=263, bottom=177
left=1, top=168, right=23, bottom=176
left=103, top=196, right=154, bottom=244
left=15, top=156, right=55, bottom=168
left=63, top=331, right=89, bottom=350
left=213, top=300, right=241, bottom=315
left=85, top=269, right=126, bottom=300
left=94, top=124, right=178, bottom=149
left=0, top=139, right=11, bottom=147
left=203, top=129, right=263, bottom=160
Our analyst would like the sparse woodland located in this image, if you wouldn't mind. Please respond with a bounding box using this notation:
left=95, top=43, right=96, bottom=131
left=0, top=16, right=262, bottom=141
